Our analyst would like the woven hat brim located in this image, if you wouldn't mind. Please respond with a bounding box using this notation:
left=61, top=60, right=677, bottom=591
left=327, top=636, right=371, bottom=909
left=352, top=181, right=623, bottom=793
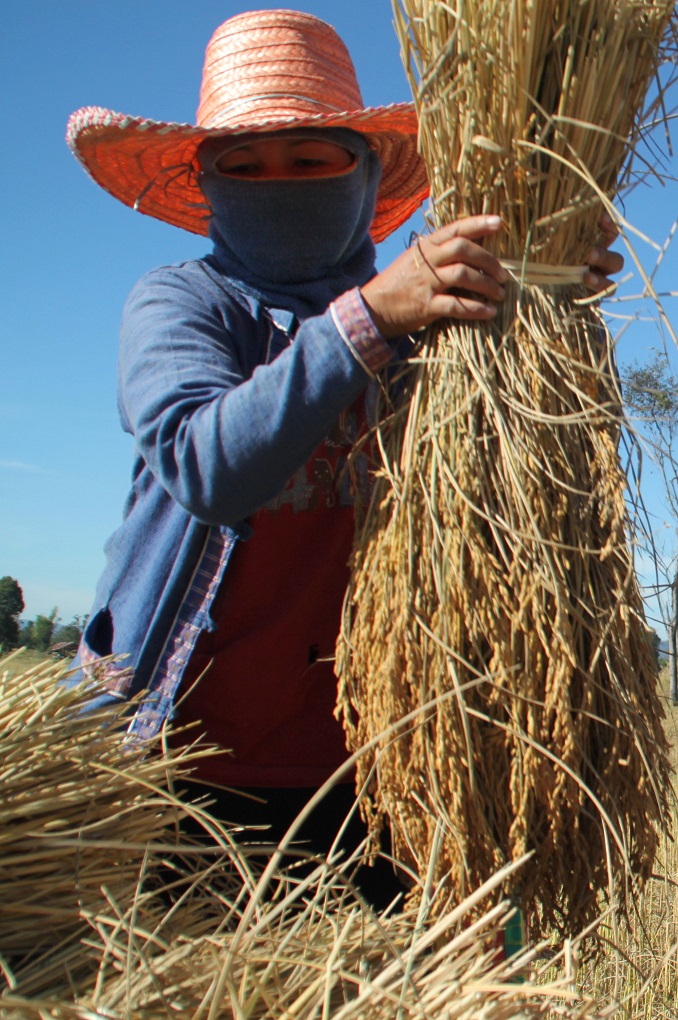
left=67, top=105, right=430, bottom=244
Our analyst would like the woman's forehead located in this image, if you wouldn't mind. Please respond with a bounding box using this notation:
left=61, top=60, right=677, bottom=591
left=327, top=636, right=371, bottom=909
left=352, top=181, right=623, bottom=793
left=200, top=127, right=368, bottom=162
left=217, top=129, right=352, bottom=152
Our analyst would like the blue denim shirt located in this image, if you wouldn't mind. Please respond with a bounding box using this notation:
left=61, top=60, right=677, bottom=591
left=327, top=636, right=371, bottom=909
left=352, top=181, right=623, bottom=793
left=74, top=254, right=393, bottom=730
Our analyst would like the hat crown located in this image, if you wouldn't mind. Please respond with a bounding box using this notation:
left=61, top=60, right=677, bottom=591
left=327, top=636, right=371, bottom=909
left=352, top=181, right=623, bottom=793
left=66, top=9, right=429, bottom=243
left=197, top=9, right=365, bottom=131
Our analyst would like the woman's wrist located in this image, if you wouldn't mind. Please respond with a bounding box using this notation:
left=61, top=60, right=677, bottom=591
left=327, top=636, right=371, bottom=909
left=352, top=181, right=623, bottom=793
left=330, top=287, right=394, bottom=377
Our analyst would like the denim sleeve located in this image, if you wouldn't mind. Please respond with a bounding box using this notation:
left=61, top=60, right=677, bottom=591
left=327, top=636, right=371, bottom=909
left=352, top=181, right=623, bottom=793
left=118, top=266, right=383, bottom=526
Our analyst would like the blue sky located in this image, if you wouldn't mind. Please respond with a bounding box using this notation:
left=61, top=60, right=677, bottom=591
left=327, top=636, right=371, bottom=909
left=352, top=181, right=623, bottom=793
left=2, top=1, right=677, bottom=634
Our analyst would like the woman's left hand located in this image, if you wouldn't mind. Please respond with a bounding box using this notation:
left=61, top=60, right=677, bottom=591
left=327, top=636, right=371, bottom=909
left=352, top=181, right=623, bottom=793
left=584, top=212, right=624, bottom=292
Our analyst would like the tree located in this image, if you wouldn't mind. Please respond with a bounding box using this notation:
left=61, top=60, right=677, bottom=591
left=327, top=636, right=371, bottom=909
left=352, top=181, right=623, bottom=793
left=31, top=608, right=59, bottom=652
left=19, top=619, right=34, bottom=647
left=649, top=628, right=664, bottom=668
left=623, top=352, right=678, bottom=703
left=53, top=614, right=86, bottom=647
left=52, top=612, right=86, bottom=652
left=0, top=576, right=25, bottom=650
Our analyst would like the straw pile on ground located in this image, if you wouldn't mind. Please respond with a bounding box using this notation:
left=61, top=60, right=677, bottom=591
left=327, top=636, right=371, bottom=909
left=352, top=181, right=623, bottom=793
left=336, top=0, right=676, bottom=940
left=1, top=655, right=610, bottom=1019
left=0, top=652, right=244, bottom=1000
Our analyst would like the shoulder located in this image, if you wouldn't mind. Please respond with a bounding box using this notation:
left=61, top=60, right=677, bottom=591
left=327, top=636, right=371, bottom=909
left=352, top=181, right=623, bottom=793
left=126, top=257, right=245, bottom=311
left=119, top=257, right=273, bottom=369
left=122, top=257, right=266, bottom=335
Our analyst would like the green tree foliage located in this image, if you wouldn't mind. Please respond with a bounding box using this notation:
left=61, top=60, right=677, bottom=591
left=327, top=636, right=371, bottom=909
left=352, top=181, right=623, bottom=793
left=17, top=609, right=85, bottom=654
left=623, top=352, right=678, bottom=497
left=53, top=615, right=86, bottom=647
left=0, top=576, right=25, bottom=649
left=19, top=619, right=34, bottom=647
left=649, top=628, right=665, bottom=667
left=623, top=352, right=678, bottom=702
left=30, top=608, right=59, bottom=652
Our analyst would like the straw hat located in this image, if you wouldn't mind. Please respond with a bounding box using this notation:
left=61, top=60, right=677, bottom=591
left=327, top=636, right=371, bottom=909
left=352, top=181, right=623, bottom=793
left=66, top=9, right=430, bottom=244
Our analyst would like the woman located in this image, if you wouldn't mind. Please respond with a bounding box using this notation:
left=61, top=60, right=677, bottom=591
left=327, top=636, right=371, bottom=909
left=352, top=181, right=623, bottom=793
left=67, top=8, right=621, bottom=906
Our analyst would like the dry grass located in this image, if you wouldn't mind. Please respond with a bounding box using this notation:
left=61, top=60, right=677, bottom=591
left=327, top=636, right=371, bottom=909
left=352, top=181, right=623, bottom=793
left=336, top=0, right=677, bottom=941
left=580, top=831, right=678, bottom=1020
left=0, top=651, right=248, bottom=1000
left=0, top=658, right=676, bottom=1018
left=0, top=648, right=51, bottom=678
left=576, top=693, right=678, bottom=1020
left=0, top=659, right=614, bottom=1020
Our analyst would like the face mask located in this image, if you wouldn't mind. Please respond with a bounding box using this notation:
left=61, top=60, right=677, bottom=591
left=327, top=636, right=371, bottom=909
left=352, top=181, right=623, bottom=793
left=198, top=129, right=381, bottom=285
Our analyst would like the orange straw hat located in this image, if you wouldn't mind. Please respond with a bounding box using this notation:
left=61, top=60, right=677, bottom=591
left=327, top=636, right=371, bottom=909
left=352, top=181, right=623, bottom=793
left=66, top=9, right=429, bottom=244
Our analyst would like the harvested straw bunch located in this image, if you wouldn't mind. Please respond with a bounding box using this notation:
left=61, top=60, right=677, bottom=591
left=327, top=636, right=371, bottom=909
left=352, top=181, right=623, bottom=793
left=3, top=843, right=607, bottom=1020
left=336, top=0, right=677, bottom=940
left=0, top=652, right=246, bottom=1000
left=0, top=655, right=610, bottom=1020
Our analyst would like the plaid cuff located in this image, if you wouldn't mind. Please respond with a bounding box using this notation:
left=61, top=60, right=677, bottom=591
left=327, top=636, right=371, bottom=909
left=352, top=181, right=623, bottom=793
left=330, top=287, right=393, bottom=378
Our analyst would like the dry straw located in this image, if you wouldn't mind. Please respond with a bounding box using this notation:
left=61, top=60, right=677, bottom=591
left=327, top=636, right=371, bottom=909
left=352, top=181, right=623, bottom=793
left=1, top=656, right=610, bottom=1019
left=336, top=0, right=677, bottom=939
left=0, top=652, right=247, bottom=1000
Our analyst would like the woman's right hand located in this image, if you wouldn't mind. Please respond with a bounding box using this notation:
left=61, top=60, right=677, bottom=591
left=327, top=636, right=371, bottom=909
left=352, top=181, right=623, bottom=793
left=360, top=215, right=508, bottom=339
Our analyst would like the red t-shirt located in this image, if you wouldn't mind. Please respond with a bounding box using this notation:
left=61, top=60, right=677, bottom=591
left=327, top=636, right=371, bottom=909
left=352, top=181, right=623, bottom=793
left=174, top=403, right=367, bottom=787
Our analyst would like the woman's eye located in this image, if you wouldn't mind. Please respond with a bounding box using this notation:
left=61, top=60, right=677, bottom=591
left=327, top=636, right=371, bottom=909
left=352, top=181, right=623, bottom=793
left=220, top=162, right=260, bottom=176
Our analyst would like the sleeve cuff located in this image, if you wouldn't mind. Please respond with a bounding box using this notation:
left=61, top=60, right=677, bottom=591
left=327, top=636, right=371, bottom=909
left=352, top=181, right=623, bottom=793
left=329, top=287, right=394, bottom=379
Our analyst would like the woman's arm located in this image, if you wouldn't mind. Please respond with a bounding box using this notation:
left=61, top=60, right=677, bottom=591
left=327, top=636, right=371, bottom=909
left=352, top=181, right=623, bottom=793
left=119, top=269, right=381, bottom=526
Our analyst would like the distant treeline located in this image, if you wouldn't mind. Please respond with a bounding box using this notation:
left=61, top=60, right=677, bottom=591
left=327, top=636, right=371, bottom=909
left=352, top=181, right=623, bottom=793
left=0, top=576, right=85, bottom=653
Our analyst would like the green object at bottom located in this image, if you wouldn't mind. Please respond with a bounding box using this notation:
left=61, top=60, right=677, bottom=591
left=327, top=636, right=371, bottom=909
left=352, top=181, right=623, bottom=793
left=504, top=908, right=525, bottom=958
left=503, top=908, right=525, bottom=983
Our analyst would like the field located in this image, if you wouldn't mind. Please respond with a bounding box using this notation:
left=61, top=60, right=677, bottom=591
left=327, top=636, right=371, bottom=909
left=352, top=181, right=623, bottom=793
left=577, top=673, right=678, bottom=1019
left=0, top=648, right=52, bottom=678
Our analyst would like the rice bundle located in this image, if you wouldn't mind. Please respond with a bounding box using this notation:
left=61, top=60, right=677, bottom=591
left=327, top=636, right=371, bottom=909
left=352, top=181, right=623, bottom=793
left=336, top=0, right=676, bottom=939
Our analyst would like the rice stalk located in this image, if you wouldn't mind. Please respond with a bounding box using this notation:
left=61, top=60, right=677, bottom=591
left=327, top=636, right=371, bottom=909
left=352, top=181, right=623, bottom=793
left=336, top=0, right=677, bottom=940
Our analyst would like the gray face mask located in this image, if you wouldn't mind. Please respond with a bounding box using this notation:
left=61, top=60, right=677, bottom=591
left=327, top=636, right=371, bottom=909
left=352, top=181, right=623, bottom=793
left=198, top=129, right=381, bottom=285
